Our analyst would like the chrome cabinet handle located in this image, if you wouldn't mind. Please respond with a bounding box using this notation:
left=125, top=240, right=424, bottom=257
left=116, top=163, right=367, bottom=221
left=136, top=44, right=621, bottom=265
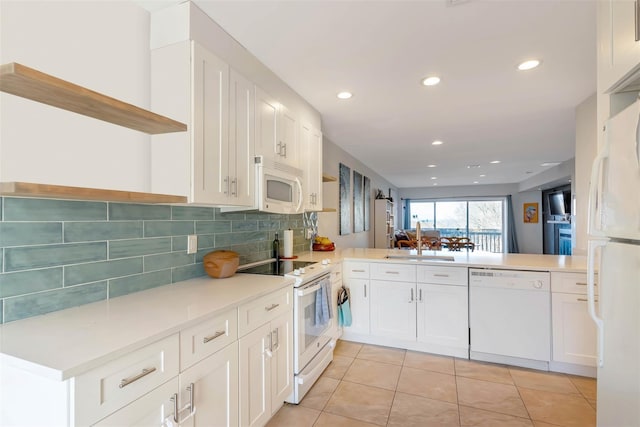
left=576, top=282, right=587, bottom=286
left=352, top=269, right=366, bottom=273
left=419, top=288, right=423, bottom=302
left=282, top=143, right=287, bottom=157
left=578, top=297, right=598, bottom=302
left=231, top=178, right=237, bottom=197
left=433, top=274, right=450, bottom=278
left=265, top=303, right=280, bottom=311
left=119, top=367, right=156, bottom=388
left=203, top=330, right=225, bottom=343
left=409, top=288, right=414, bottom=303
left=385, top=271, right=400, bottom=274
left=276, top=141, right=282, bottom=155
left=636, top=0, right=640, bottom=42
left=223, top=176, right=229, bottom=195
left=364, top=284, right=367, bottom=298
left=187, top=383, right=195, bottom=415
left=171, top=393, right=179, bottom=423
left=272, top=328, right=280, bottom=351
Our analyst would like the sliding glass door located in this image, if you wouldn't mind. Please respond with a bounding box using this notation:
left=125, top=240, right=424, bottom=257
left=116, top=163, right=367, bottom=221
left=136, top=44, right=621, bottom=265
left=407, top=199, right=505, bottom=253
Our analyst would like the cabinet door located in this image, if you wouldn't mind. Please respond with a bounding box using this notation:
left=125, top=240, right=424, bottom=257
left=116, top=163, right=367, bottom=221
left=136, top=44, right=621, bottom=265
left=179, top=342, right=239, bottom=427
left=331, top=266, right=343, bottom=339
left=551, top=292, right=597, bottom=366
left=370, top=280, right=417, bottom=341
left=94, top=378, right=178, bottom=427
left=301, top=122, right=323, bottom=211
left=278, top=105, right=299, bottom=167
left=270, top=312, right=293, bottom=414
left=255, top=87, right=279, bottom=163
left=610, top=0, right=640, bottom=87
left=229, top=69, right=255, bottom=207
left=417, top=283, right=468, bottom=350
left=239, top=323, right=272, bottom=427
left=344, top=278, right=370, bottom=335
left=192, top=43, right=230, bottom=204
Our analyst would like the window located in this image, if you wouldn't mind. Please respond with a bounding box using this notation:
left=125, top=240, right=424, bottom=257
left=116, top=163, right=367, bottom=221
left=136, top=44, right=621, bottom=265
left=406, top=198, right=505, bottom=253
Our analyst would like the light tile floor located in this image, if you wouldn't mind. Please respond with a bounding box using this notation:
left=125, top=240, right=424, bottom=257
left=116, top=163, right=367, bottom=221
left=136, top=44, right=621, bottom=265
left=266, top=340, right=597, bottom=427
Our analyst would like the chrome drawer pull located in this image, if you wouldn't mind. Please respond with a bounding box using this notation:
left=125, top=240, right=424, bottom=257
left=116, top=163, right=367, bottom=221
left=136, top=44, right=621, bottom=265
left=352, top=269, right=366, bottom=273
left=578, top=298, right=598, bottom=302
left=433, top=274, right=450, bottom=277
left=171, top=393, right=179, bottom=423
left=265, top=303, right=280, bottom=311
left=576, top=282, right=588, bottom=286
left=385, top=271, right=400, bottom=274
left=203, top=330, right=226, bottom=343
left=119, top=367, right=156, bottom=388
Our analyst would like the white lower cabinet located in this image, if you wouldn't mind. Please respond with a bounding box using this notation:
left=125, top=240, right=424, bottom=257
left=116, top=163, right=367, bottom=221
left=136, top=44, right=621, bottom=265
left=551, top=272, right=598, bottom=375
left=238, top=306, right=293, bottom=427
left=417, top=283, right=468, bottom=352
left=343, top=278, right=370, bottom=335
left=179, top=342, right=239, bottom=427
left=370, top=280, right=417, bottom=341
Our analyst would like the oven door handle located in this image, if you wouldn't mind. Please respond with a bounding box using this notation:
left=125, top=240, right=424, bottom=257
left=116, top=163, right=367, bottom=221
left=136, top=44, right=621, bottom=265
left=297, top=283, right=322, bottom=297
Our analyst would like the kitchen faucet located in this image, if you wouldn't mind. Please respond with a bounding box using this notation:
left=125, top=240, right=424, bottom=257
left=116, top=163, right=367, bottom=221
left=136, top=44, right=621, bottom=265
left=416, top=221, right=422, bottom=255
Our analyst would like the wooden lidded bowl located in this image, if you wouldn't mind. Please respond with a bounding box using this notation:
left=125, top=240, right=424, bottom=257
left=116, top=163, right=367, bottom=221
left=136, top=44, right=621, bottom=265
left=203, top=250, right=240, bottom=278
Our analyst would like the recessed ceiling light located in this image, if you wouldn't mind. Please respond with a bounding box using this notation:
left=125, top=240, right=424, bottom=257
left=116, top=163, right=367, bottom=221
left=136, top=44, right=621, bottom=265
left=490, top=160, right=501, bottom=164
left=427, top=164, right=437, bottom=168
left=473, top=181, right=479, bottom=184
left=433, top=183, right=438, bottom=186
left=421, top=76, right=441, bottom=86
left=467, top=164, right=480, bottom=169
left=432, top=140, right=443, bottom=146
left=479, top=174, right=486, bottom=177
left=518, top=59, right=541, bottom=71
left=337, top=91, right=353, bottom=99
left=540, top=162, right=561, bottom=167
left=431, top=176, right=437, bottom=180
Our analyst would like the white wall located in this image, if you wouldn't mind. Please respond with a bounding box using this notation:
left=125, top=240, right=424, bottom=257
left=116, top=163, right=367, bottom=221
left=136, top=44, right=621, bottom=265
left=0, top=1, right=152, bottom=192
left=318, top=137, right=397, bottom=248
left=574, top=93, right=597, bottom=255
left=512, top=190, right=543, bottom=254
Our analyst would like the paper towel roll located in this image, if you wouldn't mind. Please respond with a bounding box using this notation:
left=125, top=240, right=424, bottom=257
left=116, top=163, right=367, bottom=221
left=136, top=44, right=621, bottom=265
left=283, top=229, right=294, bottom=258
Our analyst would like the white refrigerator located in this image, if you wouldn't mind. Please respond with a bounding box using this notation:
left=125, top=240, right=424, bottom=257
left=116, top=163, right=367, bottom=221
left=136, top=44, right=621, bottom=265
left=587, top=97, right=640, bottom=427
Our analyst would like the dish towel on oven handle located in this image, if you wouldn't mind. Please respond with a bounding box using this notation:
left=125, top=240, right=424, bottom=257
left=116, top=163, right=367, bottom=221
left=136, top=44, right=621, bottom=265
left=314, top=276, right=332, bottom=326
left=337, top=286, right=352, bottom=327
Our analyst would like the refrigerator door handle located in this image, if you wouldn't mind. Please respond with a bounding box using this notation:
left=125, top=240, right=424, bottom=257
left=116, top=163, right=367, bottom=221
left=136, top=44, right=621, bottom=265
left=588, top=238, right=606, bottom=368
left=587, top=125, right=610, bottom=237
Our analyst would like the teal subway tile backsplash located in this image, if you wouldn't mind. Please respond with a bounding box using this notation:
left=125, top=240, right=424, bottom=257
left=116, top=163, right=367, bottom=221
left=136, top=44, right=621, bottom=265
left=171, top=206, right=214, bottom=220
left=64, top=221, right=143, bottom=242
left=3, top=281, right=108, bottom=323
left=0, top=268, right=63, bottom=298
left=144, top=221, right=194, bottom=237
left=0, top=197, right=308, bottom=323
left=109, top=238, right=172, bottom=259
left=144, top=252, right=194, bottom=272
left=109, top=270, right=172, bottom=298
left=5, top=242, right=107, bottom=272
left=4, top=198, right=106, bottom=221
left=109, top=203, right=170, bottom=221
left=64, top=258, right=143, bottom=286
left=0, top=222, right=62, bottom=246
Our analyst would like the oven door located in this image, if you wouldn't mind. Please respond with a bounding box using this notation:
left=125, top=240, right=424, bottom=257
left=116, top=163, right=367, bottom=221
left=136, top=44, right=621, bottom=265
left=294, top=274, right=333, bottom=373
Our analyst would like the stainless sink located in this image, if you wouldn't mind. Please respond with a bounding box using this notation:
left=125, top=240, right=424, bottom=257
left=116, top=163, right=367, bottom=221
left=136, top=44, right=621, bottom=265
left=385, top=255, right=455, bottom=262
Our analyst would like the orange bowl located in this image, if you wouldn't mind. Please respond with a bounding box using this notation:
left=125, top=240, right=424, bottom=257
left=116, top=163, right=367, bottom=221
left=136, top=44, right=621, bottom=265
left=313, top=242, right=335, bottom=251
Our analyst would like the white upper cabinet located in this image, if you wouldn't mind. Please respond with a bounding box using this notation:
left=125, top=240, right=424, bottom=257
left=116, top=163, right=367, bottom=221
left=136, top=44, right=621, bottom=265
left=255, top=86, right=300, bottom=168
left=598, top=0, right=640, bottom=91
left=301, top=121, right=323, bottom=211
left=151, top=41, right=254, bottom=206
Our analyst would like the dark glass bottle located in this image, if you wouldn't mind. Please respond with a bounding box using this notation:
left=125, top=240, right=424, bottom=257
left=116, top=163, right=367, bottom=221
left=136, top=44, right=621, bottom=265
left=273, top=232, right=280, bottom=259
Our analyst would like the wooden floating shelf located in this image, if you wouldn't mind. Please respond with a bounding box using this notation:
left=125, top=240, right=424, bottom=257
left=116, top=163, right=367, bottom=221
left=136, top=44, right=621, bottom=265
left=321, top=208, right=337, bottom=212
left=322, top=174, right=337, bottom=182
left=0, top=182, right=187, bottom=204
left=0, top=62, right=187, bottom=135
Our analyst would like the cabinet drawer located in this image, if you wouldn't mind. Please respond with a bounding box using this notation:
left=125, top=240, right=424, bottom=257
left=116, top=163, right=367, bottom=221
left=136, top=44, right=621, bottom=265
left=238, top=287, right=292, bottom=337
left=74, top=334, right=179, bottom=426
left=417, top=266, right=467, bottom=286
left=370, top=262, right=416, bottom=282
left=180, top=308, right=238, bottom=370
left=343, top=262, right=370, bottom=278
left=551, top=272, right=598, bottom=295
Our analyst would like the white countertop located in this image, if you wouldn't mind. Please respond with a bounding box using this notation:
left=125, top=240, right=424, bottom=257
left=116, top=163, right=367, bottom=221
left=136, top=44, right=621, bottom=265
left=0, top=273, right=294, bottom=381
left=296, top=248, right=588, bottom=272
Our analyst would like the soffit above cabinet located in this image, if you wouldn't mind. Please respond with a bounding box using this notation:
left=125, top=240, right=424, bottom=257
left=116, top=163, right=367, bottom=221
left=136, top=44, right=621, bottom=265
left=0, top=62, right=187, bottom=134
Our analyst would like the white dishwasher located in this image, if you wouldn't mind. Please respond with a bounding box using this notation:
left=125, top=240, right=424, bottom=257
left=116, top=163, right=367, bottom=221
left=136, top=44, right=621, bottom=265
left=469, top=268, right=551, bottom=370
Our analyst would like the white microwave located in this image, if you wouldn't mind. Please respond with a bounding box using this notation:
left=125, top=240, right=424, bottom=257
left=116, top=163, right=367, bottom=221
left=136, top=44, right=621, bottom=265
left=256, top=156, right=304, bottom=214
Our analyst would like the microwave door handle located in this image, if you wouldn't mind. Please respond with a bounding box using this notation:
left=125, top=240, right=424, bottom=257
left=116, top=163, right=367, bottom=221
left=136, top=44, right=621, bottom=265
left=295, top=177, right=303, bottom=213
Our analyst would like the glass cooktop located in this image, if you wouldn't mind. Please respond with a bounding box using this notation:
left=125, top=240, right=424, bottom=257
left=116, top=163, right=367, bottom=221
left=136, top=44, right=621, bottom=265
left=238, top=260, right=316, bottom=276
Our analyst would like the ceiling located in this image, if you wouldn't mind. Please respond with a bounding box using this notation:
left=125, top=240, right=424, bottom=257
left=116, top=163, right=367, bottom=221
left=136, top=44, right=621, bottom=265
left=159, top=0, right=597, bottom=189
